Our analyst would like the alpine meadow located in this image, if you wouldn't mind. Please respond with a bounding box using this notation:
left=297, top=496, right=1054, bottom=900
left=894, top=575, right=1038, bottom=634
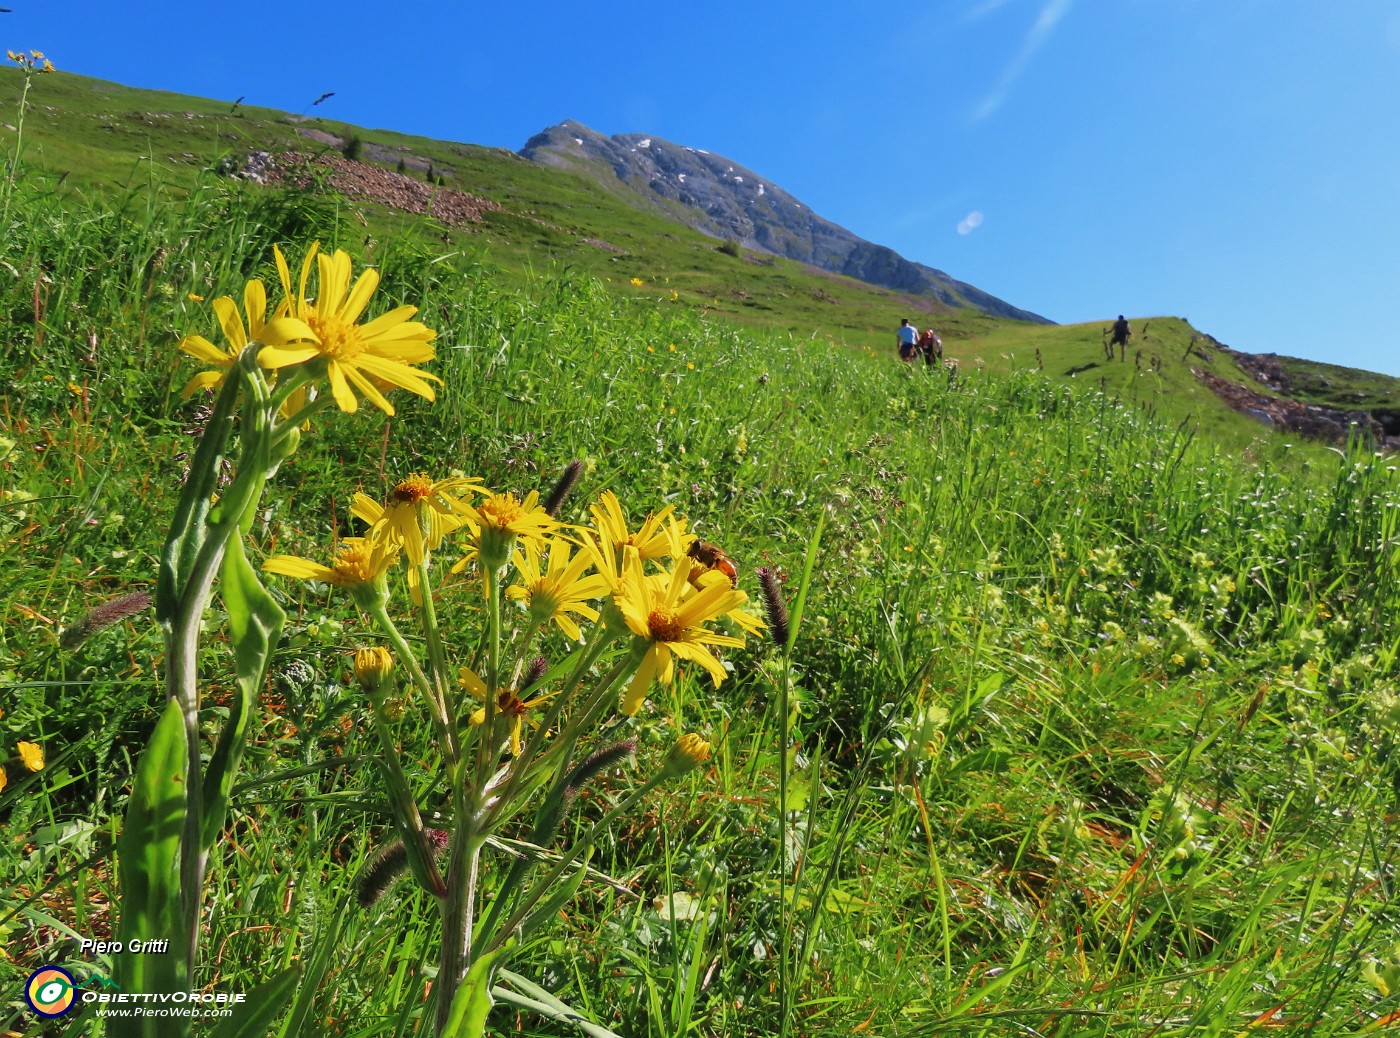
left=8, top=60, right=1400, bottom=1038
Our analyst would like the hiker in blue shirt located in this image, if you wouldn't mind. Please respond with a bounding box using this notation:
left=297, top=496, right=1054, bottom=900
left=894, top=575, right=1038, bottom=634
left=896, top=318, right=919, bottom=361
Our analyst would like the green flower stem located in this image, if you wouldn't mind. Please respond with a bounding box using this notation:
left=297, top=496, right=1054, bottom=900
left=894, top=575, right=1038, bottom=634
left=415, top=550, right=456, bottom=731
left=369, top=603, right=458, bottom=768
left=475, top=565, right=505, bottom=785
left=437, top=769, right=484, bottom=1035
left=166, top=353, right=276, bottom=969
left=266, top=365, right=312, bottom=416
left=775, top=647, right=793, bottom=1038
left=486, top=639, right=630, bottom=826
left=368, top=696, right=447, bottom=898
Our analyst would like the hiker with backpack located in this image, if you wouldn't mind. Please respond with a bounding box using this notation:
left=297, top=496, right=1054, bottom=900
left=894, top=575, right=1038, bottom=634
left=1109, top=315, right=1131, bottom=361
left=917, top=327, right=943, bottom=366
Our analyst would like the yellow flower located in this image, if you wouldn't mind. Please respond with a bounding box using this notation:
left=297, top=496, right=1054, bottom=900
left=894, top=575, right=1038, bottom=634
left=262, top=537, right=399, bottom=600
left=353, top=646, right=394, bottom=696
left=663, top=733, right=712, bottom=777
left=453, top=490, right=560, bottom=573
left=0, top=765, right=6, bottom=793
left=507, top=538, right=610, bottom=642
left=17, top=741, right=44, bottom=772
left=258, top=244, right=440, bottom=416
left=580, top=491, right=689, bottom=586
left=178, top=280, right=273, bottom=398
left=614, top=555, right=748, bottom=715
left=352, top=474, right=481, bottom=600
left=459, top=667, right=560, bottom=756
left=630, top=277, right=645, bottom=287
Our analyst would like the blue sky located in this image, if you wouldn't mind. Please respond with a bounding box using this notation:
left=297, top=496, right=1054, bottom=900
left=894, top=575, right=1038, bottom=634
left=11, top=1, right=1400, bottom=374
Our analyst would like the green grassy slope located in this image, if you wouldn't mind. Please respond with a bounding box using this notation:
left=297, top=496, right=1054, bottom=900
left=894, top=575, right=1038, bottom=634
left=2, top=66, right=1392, bottom=452
left=5, top=175, right=1400, bottom=1034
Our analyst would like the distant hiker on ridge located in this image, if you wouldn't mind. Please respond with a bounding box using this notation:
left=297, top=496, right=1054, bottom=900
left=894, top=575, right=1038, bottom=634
left=1109, top=315, right=1131, bottom=361
left=896, top=317, right=919, bottom=361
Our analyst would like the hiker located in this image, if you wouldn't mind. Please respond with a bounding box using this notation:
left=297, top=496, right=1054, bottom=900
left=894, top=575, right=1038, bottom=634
left=1109, top=315, right=1131, bottom=361
left=896, top=318, right=919, bottom=361
left=917, top=327, right=943, bottom=366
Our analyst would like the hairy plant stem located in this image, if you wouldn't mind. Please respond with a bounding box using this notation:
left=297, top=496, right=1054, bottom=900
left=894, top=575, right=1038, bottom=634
left=415, top=549, right=461, bottom=761
left=163, top=352, right=277, bottom=970
left=368, top=695, right=447, bottom=898
left=369, top=604, right=457, bottom=769
left=437, top=561, right=504, bottom=1035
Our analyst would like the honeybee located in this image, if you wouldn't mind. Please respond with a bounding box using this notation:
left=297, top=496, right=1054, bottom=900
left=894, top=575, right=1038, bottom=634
left=687, top=538, right=739, bottom=587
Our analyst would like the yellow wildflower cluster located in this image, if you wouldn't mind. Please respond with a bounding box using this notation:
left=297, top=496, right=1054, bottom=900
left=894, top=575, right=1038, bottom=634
left=178, top=243, right=440, bottom=417
left=264, top=478, right=762, bottom=718
left=7, top=49, right=55, bottom=73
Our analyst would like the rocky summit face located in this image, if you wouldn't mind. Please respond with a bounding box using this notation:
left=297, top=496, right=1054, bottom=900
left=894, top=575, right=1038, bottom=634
left=521, top=120, right=1049, bottom=324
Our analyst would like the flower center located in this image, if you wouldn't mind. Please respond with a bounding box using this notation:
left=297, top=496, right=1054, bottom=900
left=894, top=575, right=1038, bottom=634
left=391, top=473, right=434, bottom=504
left=309, top=311, right=365, bottom=361
left=479, top=494, right=524, bottom=530
left=497, top=689, right=527, bottom=719
left=333, top=542, right=375, bottom=584
left=647, top=608, right=685, bottom=642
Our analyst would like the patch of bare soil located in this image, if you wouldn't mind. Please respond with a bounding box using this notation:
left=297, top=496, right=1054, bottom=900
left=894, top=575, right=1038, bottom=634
left=1194, top=368, right=1381, bottom=445
left=269, top=151, right=502, bottom=226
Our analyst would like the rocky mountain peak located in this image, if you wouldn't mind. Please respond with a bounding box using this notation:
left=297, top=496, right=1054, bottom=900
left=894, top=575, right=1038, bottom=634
left=520, top=121, right=1049, bottom=324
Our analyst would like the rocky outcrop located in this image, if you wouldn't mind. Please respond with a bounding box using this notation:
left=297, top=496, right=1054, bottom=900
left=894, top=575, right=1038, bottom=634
left=217, top=151, right=501, bottom=226
left=521, top=120, right=1049, bottom=324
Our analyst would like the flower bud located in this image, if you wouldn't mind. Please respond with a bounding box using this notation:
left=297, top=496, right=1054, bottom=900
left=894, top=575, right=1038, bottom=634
left=353, top=646, right=395, bottom=699
left=662, top=733, right=712, bottom=778
left=17, top=741, right=44, bottom=772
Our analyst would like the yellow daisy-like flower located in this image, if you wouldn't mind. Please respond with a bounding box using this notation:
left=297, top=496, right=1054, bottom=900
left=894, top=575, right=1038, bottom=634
left=0, top=765, right=6, bottom=793
left=459, top=667, right=560, bottom=756
left=178, top=280, right=274, bottom=399
left=258, top=243, right=441, bottom=416
left=506, top=538, right=610, bottom=642
left=262, top=536, right=399, bottom=593
left=352, top=474, right=480, bottom=567
left=581, top=491, right=691, bottom=587
left=670, top=573, right=766, bottom=637
left=453, top=490, right=560, bottom=574
left=17, top=741, right=44, bottom=772
left=352, top=474, right=482, bottom=601
left=614, top=555, right=748, bottom=716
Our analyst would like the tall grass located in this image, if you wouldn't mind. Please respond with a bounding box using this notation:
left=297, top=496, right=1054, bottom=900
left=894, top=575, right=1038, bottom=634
left=4, top=172, right=1400, bottom=1036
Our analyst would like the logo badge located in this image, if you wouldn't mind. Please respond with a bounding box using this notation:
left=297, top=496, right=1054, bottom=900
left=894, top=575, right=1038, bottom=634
left=26, top=966, right=78, bottom=1018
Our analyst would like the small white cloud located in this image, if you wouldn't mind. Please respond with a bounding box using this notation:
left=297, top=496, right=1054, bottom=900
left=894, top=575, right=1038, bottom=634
left=965, top=0, right=1013, bottom=19
left=957, top=210, right=985, bottom=235
left=973, top=0, right=1074, bottom=121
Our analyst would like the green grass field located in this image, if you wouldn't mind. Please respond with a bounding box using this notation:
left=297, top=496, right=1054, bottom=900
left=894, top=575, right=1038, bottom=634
left=5, top=64, right=1400, bottom=1038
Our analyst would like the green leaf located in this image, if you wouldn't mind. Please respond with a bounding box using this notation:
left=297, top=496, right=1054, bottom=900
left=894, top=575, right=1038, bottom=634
left=276, top=901, right=345, bottom=1038
left=785, top=509, right=826, bottom=653
left=203, top=534, right=284, bottom=850
left=440, top=948, right=506, bottom=1038
left=948, top=747, right=1014, bottom=777
left=112, top=698, right=189, bottom=1038
left=493, top=970, right=626, bottom=1038
left=518, top=856, right=590, bottom=944
left=208, top=966, right=302, bottom=1038
left=156, top=370, right=240, bottom=622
